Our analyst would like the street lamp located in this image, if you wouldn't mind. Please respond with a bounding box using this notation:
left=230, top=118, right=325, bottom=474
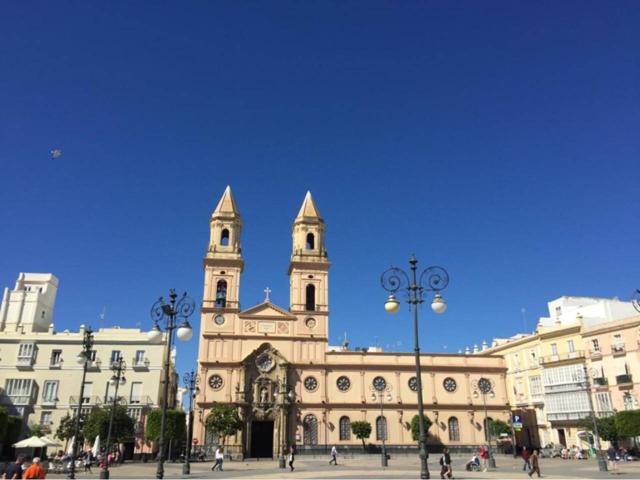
left=472, top=377, right=497, bottom=469
left=633, top=289, right=640, bottom=313
left=149, top=289, right=195, bottom=479
left=69, top=327, right=94, bottom=480
left=381, top=255, right=449, bottom=479
left=277, top=381, right=294, bottom=469
left=370, top=383, right=393, bottom=467
left=100, top=357, right=126, bottom=479
left=182, top=370, right=200, bottom=475
left=581, top=366, right=608, bottom=472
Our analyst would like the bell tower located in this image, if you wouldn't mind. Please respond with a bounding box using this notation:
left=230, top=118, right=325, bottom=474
left=288, top=191, right=330, bottom=333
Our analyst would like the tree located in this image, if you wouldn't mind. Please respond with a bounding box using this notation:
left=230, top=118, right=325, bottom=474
left=28, top=423, right=44, bottom=438
left=615, top=410, right=640, bottom=439
left=56, top=414, right=78, bottom=442
left=145, top=409, right=186, bottom=443
left=204, top=405, right=242, bottom=446
left=578, top=415, right=619, bottom=443
left=350, top=421, right=372, bottom=451
left=5, top=417, right=23, bottom=446
left=83, top=405, right=135, bottom=445
left=0, top=407, right=8, bottom=441
left=410, top=414, right=433, bottom=442
left=489, top=419, right=511, bottom=438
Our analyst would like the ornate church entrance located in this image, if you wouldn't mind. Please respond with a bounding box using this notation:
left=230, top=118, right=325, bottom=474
left=250, top=421, right=274, bottom=458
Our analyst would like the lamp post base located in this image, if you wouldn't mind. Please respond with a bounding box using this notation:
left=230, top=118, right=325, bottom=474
left=489, top=456, right=497, bottom=469
left=182, top=463, right=191, bottom=475
left=381, top=452, right=388, bottom=467
left=99, top=468, right=110, bottom=479
left=597, top=456, right=608, bottom=472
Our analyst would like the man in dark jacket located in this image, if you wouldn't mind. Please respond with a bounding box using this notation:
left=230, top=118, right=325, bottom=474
left=4, top=456, right=25, bottom=480
left=440, top=447, right=453, bottom=479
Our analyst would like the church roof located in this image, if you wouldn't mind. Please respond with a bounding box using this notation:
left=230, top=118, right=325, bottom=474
left=212, top=185, right=240, bottom=217
left=295, top=191, right=322, bottom=220
left=239, top=301, right=296, bottom=319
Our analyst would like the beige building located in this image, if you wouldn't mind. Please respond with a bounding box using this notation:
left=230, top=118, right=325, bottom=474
left=0, top=273, right=177, bottom=459
left=195, top=187, right=510, bottom=458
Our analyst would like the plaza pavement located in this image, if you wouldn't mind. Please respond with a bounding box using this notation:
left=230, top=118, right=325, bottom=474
left=47, top=455, right=640, bottom=479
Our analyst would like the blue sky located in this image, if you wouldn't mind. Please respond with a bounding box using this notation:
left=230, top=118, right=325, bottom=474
left=1, top=1, right=639, bottom=375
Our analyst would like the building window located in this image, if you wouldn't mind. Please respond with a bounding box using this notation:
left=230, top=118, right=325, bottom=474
left=567, top=340, right=575, bottom=353
left=40, top=411, right=52, bottom=428
left=306, top=233, right=315, bottom=249
left=89, top=350, right=97, bottom=362
left=130, top=382, right=143, bottom=404
left=530, top=350, right=538, bottom=366
left=50, top=350, right=62, bottom=367
left=555, top=306, right=562, bottom=316
left=339, top=416, right=351, bottom=440
left=215, top=280, right=227, bottom=308
left=613, top=334, right=624, bottom=351
left=623, top=393, right=638, bottom=411
left=305, top=284, right=316, bottom=311
left=448, top=417, right=460, bottom=441
left=82, top=382, right=93, bottom=404
left=513, top=353, right=520, bottom=370
left=595, top=392, right=613, bottom=414
left=110, top=351, right=121, bottom=364
left=529, top=375, right=542, bottom=396
left=134, top=350, right=145, bottom=365
left=5, top=379, right=35, bottom=404
left=376, top=416, right=387, bottom=441
left=220, top=228, right=230, bottom=246
left=591, top=339, right=600, bottom=353
left=105, top=381, right=116, bottom=403
left=17, top=343, right=36, bottom=363
left=42, top=380, right=59, bottom=404
left=303, top=414, right=318, bottom=445
left=550, top=344, right=558, bottom=356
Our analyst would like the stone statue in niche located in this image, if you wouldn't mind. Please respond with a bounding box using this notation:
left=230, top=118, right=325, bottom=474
left=260, top=387, right=268, bottom=404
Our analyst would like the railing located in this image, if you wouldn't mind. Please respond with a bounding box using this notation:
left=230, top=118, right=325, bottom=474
left=69, top=395, right=103, bottom=406
left=42, top=396, right=58, bottom=406
left=131, top=357, right=150, bottom=370
left=590, top=349, right=602, bottom=359
left=128, top=395, right=153, bottom=406
left=612, top=344, right=626, bottom=356
left=6, top=394, right=35, bottom=406
left=547, top=411, right=592, bottom=421
left=593, top=377, right=608, bottom=387
left=17, top=355, right=35, bottom=367
left=539, top=351, right=585, bottom=365
left=616, top=374, right=633, bottom=385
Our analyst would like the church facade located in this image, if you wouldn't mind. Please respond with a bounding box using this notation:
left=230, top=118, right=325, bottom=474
left=194, top=187, right=510, bottom=458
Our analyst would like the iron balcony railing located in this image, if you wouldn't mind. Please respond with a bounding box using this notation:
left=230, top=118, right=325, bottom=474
left=539, top=350, right=585, bottom=365
left=616, top=374, right=633, bottom=385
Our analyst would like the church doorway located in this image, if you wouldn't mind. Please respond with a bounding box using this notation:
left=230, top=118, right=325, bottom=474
left=250, top=421, right=274, bottom=458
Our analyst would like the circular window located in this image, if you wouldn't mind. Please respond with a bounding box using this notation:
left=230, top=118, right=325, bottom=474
left=304, top=376, right=318, bottom=392
left=214, top=314, right=225, bottom=325
left=305, top=318, right=317, bottom=329
left=209, top=374, right=224, bottom=390
left=443, top=377, right=457, bottom=393
left=336, top=376, right=351, bottom=392
left=256, top=354, right=275, bottom=372
left=372, top=376, right=387, bottom=392
left=408, top=376, right=419, bottom=392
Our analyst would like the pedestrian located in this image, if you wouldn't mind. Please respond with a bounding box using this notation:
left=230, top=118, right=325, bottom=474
left=83, top=453, right=92, bottom=473
left=480, top=445, right=488, bottom=472
left=607, top=444, right=618, bottom=471
left=522, top=446, right=531, bottom=471
left=439, top=447, right=453, bottom=479
left=211, top=446, right=224, bottom=471
left=4, top=456, right=25, bottom=479
left=288, top=446, right=295, bottom=472
left=329, top=445, right=338, bottom=466
left=528, top=449, right=541, bottom=478
left=22, top=458, right=46, bottom=480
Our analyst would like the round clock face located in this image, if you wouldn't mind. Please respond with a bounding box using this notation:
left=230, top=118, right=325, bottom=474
left=478, top=377, right=492, bottom=394
left=209, top=374, right=223, bottom=390
left=336, top=376, right=351, bottom=392
left=256, top=355, right=274, bottom=372
left=443, top=377, right=457, bottom=392
left=305, top=318, right=316, bottom=329
left=373, top=376, right=387, bottom=392
left=408, top=376, right=419, bottom=392
left=304, top=376, right=318, bottom=391
left=214, top=314, right=225, bottom=325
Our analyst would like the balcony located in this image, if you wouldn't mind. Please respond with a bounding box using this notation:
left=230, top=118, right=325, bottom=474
left=616, top=374, right=633, bottom=386
left=69, top=395, right=103, bottom=407
left=539, top=351, right=585, bottom=365
left=131, top=357, right=150, bottom=371
left=593, top=377, right=608, bottom=387
left=86, top=359, right=102, bottom=371
left=548, top=410, right=591, bottom=422
left=612, top=344, right=626, bottom=356
left=16, top=355, right=35, bottom=369
left=590, top=349, right=602, bottom=360
left=42, top=397, right=58, bottom=407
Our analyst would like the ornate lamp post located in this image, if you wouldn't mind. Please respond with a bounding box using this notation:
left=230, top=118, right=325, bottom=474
left=370, top=382, right=393, bottom=467
left=581, top=366, right=608, bottom=472
left=182, top=370, right=200, bottom=475
left=472, top=377, right=497, bottom=469
left=148, top=290, right=195, bottom=479
left=100, top=357, right=126, bottom=479
left=381, top=255, right=449, bottom=479
left=69, top=327, right=94, bottom=480
left=277, top=381, right=294, bottom=469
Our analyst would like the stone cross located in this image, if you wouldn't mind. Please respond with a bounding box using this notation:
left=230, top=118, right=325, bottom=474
left=264, top=287, right=271, bottom=302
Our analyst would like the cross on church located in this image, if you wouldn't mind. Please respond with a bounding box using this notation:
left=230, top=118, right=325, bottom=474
left=264, top=287, right=271, bottom=302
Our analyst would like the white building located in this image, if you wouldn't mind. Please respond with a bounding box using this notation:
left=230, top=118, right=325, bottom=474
left=0, top=273, right=178, bottom=459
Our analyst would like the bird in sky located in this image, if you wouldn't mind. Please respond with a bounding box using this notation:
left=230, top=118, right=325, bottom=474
left=50, top=149, right=62, bottom=159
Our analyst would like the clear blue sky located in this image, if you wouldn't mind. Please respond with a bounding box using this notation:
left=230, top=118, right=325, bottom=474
left=1, top=1, right=639, bottom=374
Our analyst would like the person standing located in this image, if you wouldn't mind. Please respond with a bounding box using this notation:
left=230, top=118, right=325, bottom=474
left=329, top=446, right=338, bottom=466
left=22, top=458, right=46, bottom=480
left=607, top=445, right=618, bottom=471
left=528, top=449, right=541, bottom=478
left=439, top=447, right=453, bottom=479
left=522, top=446, right=531, bottom=471
left=211, top=446, right=224, bottom=471
left=3, top=456, right=25, bottom=479
left=288, top=446, right=295, bottom=472
left=480, top=445, right=488, bottom=472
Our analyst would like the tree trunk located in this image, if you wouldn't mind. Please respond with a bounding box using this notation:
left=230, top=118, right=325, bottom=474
left=361, top=438, right=366, bottom=452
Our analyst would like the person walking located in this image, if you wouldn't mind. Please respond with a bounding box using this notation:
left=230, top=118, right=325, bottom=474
left=82, top=453, right=92, bottom=474
left=3, top=456, right=25, bottom=479
left=329, top=445, right=338, bottom=466
left=211, top=446, right=224, bottom=471
left=439, top=447, right=453, bottom=479
left=528, top=449, right=541, bottom=478
left=522, top=446, right=531, bottom=471
left=288, top=446, right=295, bottom=472
left=607, top=444, right=618, bottom=472
left=480, top=445, right=488, bottom=472
left=22, top=458, right=46, bottom=480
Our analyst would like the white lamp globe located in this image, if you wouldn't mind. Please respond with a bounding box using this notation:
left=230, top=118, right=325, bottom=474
left=384, top=295, right=400, bottom=314
left=75, top=352, right=87, bottom=365
left=147, top=325, right=162, bottom=342
left=431, top=294, right=447, bottom=314
left=176, top=321, right=193, bottom=342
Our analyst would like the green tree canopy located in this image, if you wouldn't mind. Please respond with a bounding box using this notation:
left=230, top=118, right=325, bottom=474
left=83, top=405, right=135, bottom=445
left=410, top=414, right=433, bottom=442
left=145, top=409, right=186, bottom=443
left=5, top=417, right=23, bottom=446
left=350, top=421, right=372, bottom=451
left=489, top=419, right=511, bottom=438
left=205, top=405, right=242, bottom=446
left=0, top=407, right=8, bottom=441
left=578, top=415, right=619, bottom=443
left=615, top=410, right=640, bottom=439
left=56, top=413, right=78, bottom=442
left=28, top=424, right=44, bottom=438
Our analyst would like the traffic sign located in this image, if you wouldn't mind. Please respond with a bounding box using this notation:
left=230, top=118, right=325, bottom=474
left=512, top=414, right=523, bottom=431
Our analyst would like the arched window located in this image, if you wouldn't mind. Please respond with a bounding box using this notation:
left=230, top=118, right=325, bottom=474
left=305, top=284, right=315, bottom=311
left=220, top=229, right=230, bottom=246
left=376, top=416, right=387, bottom=441
left=448, top=417, right=460, bottom=441
left=215, top=280, right=227, bottom=308
left=484, top=416, right=493, bottom=441
left=339, top=416, right=351, bottom=441
left=303, top=414, right=318, bottom=445
left=306, top=233, right=315, bottom=249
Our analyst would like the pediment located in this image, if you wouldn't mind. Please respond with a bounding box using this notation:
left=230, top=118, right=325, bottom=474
left=239, top=301, right=296, bottom=320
